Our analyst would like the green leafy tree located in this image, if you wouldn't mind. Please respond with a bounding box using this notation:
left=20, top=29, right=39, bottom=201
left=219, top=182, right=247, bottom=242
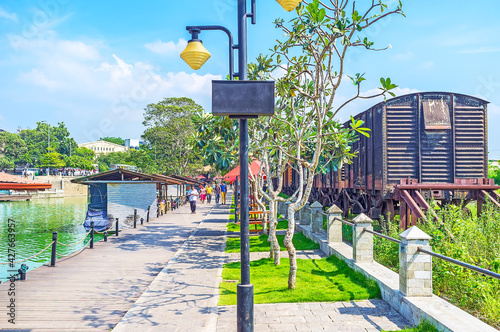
left=100, top=137, right=125, bottom=146
left=52, top=122, right=78, bottom=156
left=65, top=155, right=94, bottom=170
left=18, top=122, right=77, bottom=166
left=73, top=147, right=95, bottom=160
left=191, top=110, right=239, bottom=172
left=0, top=157, right=15, bottom=171
left=249, top=0, right=403, bottom=289
left=40, top=149, right=66, bottom=168
left=0, top=131, right=29, bottom=167
left=95, top=151, right=129, bottom=171
left=142, top=97, right=204, bottom=176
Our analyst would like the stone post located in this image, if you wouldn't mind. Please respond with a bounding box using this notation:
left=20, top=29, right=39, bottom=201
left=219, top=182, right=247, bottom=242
left=277, top=201, right=285, bottom=217
left=326, top=205, right=343, bottom=243
left=352, top=213, right=373, bottom=263
left=310, top=201, right=323, bottom=233
left=284, top=202, right=291, bottom=219
left=300, top=202, right=310, bottom=225
left=399, top=226, right=433, bottom=297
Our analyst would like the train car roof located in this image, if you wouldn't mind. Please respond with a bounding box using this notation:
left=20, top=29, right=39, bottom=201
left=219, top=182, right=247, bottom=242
left=345, top=91, right=489, bottom=125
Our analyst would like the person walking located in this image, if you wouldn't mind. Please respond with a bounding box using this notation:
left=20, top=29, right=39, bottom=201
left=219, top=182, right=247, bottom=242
left=215, top=184, right=221, bottom=204
left=206, top=184, right=213, bottom=204
left=200, top=185, right=207, bottom=204
left=188, top=185, right=199, bottom=214
left=220, top=183, right=227, bottom=204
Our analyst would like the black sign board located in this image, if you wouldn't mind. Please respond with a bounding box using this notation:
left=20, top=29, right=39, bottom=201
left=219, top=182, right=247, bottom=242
left=212, top=80, right=275, bottom=117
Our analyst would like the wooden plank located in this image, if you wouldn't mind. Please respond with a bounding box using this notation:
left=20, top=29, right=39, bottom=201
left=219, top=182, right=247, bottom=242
left=0, top=204, right=211, bottom=331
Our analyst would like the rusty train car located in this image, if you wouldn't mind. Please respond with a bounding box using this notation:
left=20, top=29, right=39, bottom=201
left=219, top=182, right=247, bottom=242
left=283, top=92, right=500, bottom=228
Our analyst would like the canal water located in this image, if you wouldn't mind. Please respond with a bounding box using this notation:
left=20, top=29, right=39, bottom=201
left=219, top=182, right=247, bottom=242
left=0, top=196, right=104, bottom=282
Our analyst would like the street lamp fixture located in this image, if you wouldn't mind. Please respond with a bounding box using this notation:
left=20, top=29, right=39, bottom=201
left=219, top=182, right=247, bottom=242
left=180, top=1, right=302, bottom=331
left=276, top=0, right=303, bottom=11
left=180, top=29, right=211, bottom=70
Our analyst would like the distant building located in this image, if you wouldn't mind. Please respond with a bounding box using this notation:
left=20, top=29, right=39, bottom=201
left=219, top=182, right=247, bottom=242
left=78, top=140, right=128, bottom=156
left=124, top=139, right=143, bottom=150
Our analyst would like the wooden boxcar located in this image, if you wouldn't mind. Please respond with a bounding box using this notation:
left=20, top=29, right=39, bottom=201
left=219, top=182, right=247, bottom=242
left=285, top=92, right=500, bottom=226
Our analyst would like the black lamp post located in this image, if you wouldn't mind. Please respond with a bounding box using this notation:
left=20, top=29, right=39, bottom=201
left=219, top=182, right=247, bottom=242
left=181, top=1, right=302, bottom=330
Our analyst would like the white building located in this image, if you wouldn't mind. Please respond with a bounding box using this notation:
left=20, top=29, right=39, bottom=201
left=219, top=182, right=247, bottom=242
left=124, top=139, right=142, bottom=150
left=78, top=140, right=128, bottom=156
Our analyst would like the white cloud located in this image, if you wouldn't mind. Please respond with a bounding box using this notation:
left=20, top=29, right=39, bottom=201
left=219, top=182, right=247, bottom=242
left=145, top=38, right=187, bottom=56
left=6, top=34, right=221, bottom=142
left=18, top=69, right=57, bottom=89
left=418, top=61, right=434, bottom=70
left=0, top=6, right=18, bottom=22
left=392, top=51, right=414, bottom=61
left=460, top=47, right=500, bottom=54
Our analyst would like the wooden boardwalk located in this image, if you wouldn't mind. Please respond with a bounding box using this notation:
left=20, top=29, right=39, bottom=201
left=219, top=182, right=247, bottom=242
left=0, top=203, right=214, bottom=331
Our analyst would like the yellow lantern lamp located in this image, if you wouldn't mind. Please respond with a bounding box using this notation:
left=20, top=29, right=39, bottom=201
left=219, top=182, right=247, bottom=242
left=276, top=0, right=303, bottom=12
left=180, top=29, right=211, bottom=70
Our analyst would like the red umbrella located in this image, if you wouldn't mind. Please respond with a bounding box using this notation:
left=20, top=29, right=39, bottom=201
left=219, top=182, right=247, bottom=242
left=196, top=175, right=206, bottom=179
left=223, top=159, right=265, bottom=182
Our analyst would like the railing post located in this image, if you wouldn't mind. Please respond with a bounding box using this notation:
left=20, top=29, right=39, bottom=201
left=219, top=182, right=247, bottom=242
left=134, top=209, right=137, bottom=228
left=277, top=201, right=285, bottom=217
left=310, top=201, right=323, bottom=233
left=299, top=202, right=310, bottom=225
left=352, top=213, right=373, bottom=263
left=399, top=226, right=433, bottom=297
left=104, top=231, right=108, bottom=242
left=115, top=218, right=119, bottom=236
left=147, top=206, right=150, bottom=222
left=90, top=221, right=94, bottom=249
left=326, top=205, right=343, bottom=243
left=50, top=231, right=57, bottom=267
left=284, top=202, right=291, bottom=219
left=141, top=217, right=144, bottom=225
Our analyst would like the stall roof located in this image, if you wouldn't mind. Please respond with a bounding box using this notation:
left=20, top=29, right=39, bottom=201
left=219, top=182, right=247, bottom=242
left=71, top=169, right=179, bottom=185
left=152, top=174, right=184, bottom=185
left=168, top=174, right=201, bottom=185
left=0, top=172, right=52, bottom=191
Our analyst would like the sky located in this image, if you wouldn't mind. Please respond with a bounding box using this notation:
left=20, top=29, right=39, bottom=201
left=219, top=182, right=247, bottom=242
left=1, top=0, right=500, bottom=158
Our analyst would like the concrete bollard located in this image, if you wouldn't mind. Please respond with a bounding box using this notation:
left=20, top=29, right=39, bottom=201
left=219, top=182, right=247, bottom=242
left=300, top=202, right=310, bottom=225
left=326, top=205, right=343, bottom=243
left=278, top=201, right=285, bottom=217
left=399, top=226, right=433, bottom=297
left=310, top=201, right=323, bottom=233
left=352, top=213, right=373, bottom=263
left=284, top=202, right=291, bottom=219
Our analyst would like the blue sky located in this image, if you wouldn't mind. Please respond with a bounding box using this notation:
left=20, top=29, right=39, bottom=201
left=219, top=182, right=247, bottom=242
left=1, top=0, right=500, bottom=158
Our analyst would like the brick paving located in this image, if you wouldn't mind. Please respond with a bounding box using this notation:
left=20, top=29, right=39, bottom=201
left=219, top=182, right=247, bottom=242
left=216, top=300, right=411, bottom=331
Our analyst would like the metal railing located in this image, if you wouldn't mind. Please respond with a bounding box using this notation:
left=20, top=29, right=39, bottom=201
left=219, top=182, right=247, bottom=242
left=0, top=203, right=164, bottom=279
left=417, top=247, right=500, bottom=280
left=363, top=227, right=401, bottom=244
left=334, top=217, right=354, bottom=227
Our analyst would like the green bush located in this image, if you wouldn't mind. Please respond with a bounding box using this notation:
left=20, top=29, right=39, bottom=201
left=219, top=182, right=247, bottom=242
left=374, top=203, right=500, bottom=328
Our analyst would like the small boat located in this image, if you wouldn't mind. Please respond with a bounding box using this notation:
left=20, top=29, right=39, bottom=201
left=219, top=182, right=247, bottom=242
left=83, top=183, right=113, bottom=232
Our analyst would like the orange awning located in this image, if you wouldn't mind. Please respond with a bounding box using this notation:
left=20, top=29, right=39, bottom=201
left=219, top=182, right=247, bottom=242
left=223, top=160, right=265, bottom=183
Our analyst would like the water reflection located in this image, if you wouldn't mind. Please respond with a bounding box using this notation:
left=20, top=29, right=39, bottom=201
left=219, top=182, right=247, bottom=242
left=0, top=196, right=103, bottom=281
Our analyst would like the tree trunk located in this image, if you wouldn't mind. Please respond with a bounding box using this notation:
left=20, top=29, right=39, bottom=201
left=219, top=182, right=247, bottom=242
left=284, top=204, right=297, bottom=289
left=267, top=200, right=280, bottom=265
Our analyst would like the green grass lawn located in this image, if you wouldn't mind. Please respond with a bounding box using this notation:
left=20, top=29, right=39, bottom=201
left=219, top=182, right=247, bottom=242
left=225, top=232, right=319, bottom=253
left=226, top=219, right=288, bottom=232
left=219, top=255, right=381, bottom=305
left=383, top=320, right=438, bottom=332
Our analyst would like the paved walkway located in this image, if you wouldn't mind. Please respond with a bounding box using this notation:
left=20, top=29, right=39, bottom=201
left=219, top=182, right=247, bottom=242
left=1, top=191, right=412, bottom=331
left=0, top=200, right=214, bottom=331
left=115, top=192, right=411, bottom=331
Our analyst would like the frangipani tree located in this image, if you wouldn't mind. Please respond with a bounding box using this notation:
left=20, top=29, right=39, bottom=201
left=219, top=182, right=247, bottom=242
left=251, top=0, right=404, bottom=289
